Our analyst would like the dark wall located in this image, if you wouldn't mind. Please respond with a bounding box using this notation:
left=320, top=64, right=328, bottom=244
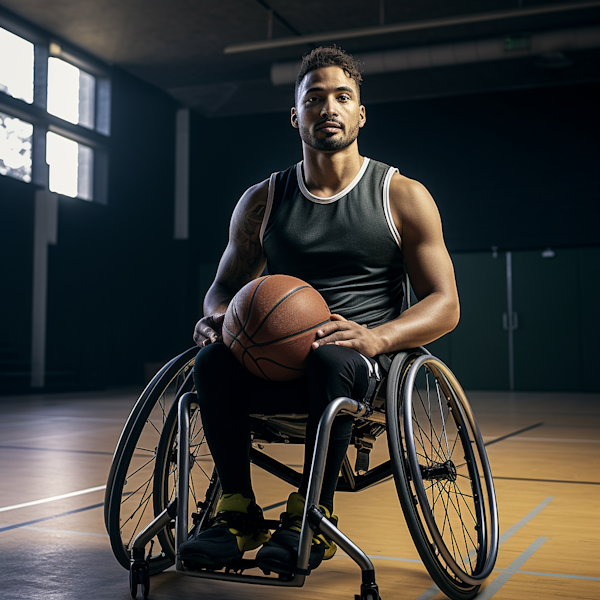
left=1, top=66, right=188, bottom=390
left=360, top=83, right=600, bottom=252
left=0, top=175, right=35, bottom=373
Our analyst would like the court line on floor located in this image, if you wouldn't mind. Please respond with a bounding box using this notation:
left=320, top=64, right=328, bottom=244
left=484, top=423, right=544, bottom=447
left=508, top=436, right=600, bottom=444
left=9, top=522, right=600, bottom=583
left=0, top=445, right=114, bottom=456
left=413, top=496, right=554, bottom=600
left=515, top=570, right=600, bottom=581
left=0, top=502, right=104, bottom=533
left=335, top=553, right=599, bottom=582
left=477, top=537, right=548, bottom=599
left=498, top=496, right=553, bottom=545
left=493, top=475, right=600, bottom=485
left=0, top=485, right=106, bottom=513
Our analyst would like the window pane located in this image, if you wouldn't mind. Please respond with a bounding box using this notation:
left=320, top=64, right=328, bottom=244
left=0, top=111, right=33, bottom=183
left=47, top=57, right=96, bottom=129
left=0, top=27, right=34, bottom=104
left=46, top=131, right=94, bottom=200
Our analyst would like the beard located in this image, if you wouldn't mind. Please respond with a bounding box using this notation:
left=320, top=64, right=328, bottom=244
left=299, top=118, right=361, bottom=152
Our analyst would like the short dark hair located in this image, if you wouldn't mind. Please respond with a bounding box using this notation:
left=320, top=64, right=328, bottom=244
left=295, top=46, right=363, bottom=102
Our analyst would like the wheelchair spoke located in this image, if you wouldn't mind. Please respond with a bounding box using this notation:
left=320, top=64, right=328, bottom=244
left=126, top=455, right=156, bottom=480
left=414, top=390, right=450, bottom=464
left=121, top=475, right=154, bottom=544
left=412, top=415, right=447, bottom=464
left=434, top=378, right=451, bottom=459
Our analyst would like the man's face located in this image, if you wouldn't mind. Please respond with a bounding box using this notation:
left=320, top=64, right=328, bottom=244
left=292, top=66, right=366, bottom=152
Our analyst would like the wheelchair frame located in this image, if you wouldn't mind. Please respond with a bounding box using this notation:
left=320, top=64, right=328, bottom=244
left=105, top=344, right=499, bottom=600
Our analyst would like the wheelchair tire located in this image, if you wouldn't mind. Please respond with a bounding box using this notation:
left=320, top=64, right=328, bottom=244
left=105, top=347, right=219, bottom=573
left=386, top=351, right=498, bottom=600
left=103, top=347, right=198, bottom=532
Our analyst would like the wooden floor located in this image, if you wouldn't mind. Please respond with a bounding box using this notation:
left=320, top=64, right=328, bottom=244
left=0, top=387, right=598, bottom=600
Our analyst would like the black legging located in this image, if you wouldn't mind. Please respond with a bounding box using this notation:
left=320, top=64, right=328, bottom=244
left=193, top=342, right=373, bottom=512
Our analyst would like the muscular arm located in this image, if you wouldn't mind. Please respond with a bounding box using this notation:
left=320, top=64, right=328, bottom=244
left=194, top=180, right=268, bottom=345
left=314, top=173, right=459, bottom=356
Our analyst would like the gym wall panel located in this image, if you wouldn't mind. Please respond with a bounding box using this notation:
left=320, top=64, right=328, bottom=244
left=427, top=247, right=600, bottom=392
left=450, top=252, right=509, bottom=390
left=576, top=246, right=600, bottom=393
left=511, top=248, right=581, bottom=391
left=0, top=175, right=35, bottom=389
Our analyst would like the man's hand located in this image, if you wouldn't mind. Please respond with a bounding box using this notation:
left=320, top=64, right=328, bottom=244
left=193, top=313, right=225, bottom=347
left=311, top=314, right=382, bottom=357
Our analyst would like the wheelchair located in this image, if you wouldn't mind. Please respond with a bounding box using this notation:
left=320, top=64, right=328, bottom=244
left=104, top=335, right=498, bottom=600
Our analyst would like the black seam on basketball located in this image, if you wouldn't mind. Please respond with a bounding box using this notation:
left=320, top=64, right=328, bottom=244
left=245, top=319, right=329, bottom=347
left=249, top=285, right=312, bottom=338
left=239, top=346, right=273, bottom=380
left=243, top=276, right=270, bottom=332
left=225, top=294, right=254, bottom=349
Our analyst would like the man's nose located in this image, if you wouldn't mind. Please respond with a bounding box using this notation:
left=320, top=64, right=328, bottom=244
left=320, top=97, right=338, bottom=118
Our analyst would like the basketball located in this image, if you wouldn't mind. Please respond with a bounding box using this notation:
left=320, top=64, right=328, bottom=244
left=222, top=275, right=331, bottom=381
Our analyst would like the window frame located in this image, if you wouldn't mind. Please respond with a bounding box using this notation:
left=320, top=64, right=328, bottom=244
left=0, top=10, right=110, bottom=204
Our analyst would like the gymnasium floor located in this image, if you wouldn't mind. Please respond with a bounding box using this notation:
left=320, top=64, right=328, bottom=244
left=0, top=386, right=598, bottom=600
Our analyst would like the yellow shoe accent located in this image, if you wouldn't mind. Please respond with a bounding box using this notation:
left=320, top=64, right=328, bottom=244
left=284, top=492, right=338, bottom=559
left=214, top=493, right=271, bottom=552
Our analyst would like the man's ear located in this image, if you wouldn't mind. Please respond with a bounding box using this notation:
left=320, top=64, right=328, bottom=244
left=291, top=108, right=299, bottom=129
left=359, top=105, right=366, bottom=128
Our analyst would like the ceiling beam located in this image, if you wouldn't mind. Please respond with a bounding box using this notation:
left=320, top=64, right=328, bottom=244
left=224, top=1, right=600, bottom=54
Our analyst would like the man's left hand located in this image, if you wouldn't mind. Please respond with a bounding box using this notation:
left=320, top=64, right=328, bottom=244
left=312, top=314, right=381, bottom=357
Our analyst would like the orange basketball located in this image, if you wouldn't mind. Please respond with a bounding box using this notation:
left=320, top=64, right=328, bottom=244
left=222, top=275, right=331, bottom=381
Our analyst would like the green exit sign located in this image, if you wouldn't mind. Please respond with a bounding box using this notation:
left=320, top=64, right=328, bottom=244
left=504, top=34, right=531, bottom=51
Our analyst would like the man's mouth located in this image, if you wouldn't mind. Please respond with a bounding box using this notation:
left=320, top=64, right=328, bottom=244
left=316, top=120, right=343, bottom=133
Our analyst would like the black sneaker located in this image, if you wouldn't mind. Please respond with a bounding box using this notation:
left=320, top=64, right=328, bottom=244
left=178, top=493, right=271, bottom=570
left=256, top=492, right=337, bottom=575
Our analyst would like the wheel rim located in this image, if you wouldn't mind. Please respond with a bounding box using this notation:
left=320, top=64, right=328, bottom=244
left=402, top=355, right=498, bottom=585
left=108, top=355, right=215, bottom=572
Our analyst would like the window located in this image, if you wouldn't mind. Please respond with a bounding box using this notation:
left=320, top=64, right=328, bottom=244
left=47, top=131, right=93, bottom=200
left=0, top=27, right=34, bottom=103
left=0, top=111, right=33, bottom=182
left=0, top=18, right=109, bottom=202
left=47, top=57, right=96, bottom=129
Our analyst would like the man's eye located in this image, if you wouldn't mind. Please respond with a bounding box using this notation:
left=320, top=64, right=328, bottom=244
left=339, top=94, right=350, bottom=102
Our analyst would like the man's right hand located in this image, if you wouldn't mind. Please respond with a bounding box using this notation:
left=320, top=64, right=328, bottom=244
left=193, top=313, right=225, bottom=347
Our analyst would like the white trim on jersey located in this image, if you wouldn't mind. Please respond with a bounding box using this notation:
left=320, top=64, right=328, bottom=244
left=296, top=157, right=371, bottom=204
left=259, top=172, right=278, bottom=247
left=383, top=166, right=401, bottom=249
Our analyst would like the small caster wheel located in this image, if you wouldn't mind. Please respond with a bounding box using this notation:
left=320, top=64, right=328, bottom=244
left=130, top=561, right=150, bottom=599
left=129, top=568, right=138, bottom=598
left=356, top=582, right=380, bottom=600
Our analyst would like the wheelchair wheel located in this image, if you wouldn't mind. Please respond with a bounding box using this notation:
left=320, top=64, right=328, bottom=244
left=386, top=351, right=498, bottom=600
left=105, top=347, right=219, bottom=574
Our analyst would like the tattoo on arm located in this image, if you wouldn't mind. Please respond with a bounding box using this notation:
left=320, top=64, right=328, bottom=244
left=221, top=195, right=266, bottom=288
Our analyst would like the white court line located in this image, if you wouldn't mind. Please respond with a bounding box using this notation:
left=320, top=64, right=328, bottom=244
left=0, top=485, right=106, bottom=513
left=508, top=437, right=600, bottom=444
left=477, top=537, right=548, bottom=599
left=414, top=497, right=554, bottom=600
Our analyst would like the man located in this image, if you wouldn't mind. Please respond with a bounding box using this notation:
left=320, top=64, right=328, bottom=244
left=178, top=46, right=459, bottom=576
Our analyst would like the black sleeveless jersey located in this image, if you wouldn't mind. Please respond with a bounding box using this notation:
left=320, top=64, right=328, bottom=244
left=260, top=158, right=405, bottom=329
